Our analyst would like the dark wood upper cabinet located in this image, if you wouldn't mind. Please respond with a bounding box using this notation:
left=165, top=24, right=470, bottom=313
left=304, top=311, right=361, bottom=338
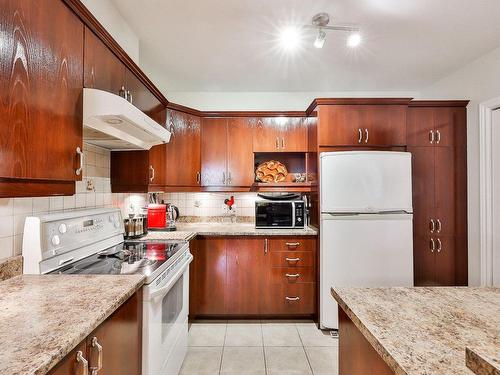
left=318, top=104, right=407, bottom=147
left=125, top=69, right=163, bottom=118
left=0, top=0, right=84, bottom=197
left=201, top=118, right=254, bottom=187
left=253, top=118, right=308, bottom=152
left=165, top=110, right=201, bottom=187
left=83, top=26, right=126, bottom=95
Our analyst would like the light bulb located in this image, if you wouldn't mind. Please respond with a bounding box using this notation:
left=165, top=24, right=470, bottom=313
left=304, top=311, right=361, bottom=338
left=347, top=32, right=361, bottom=48
left=314, top=29, right=326, bottom=49
left=279, top=26, right=301, bottom=51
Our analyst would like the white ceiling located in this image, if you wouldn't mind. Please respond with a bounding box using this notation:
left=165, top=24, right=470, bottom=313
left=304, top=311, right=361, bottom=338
left=111, top=0, right=500, bottom=93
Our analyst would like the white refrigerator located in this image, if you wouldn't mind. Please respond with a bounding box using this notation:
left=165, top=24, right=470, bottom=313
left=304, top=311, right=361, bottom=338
left=320, top=151, right=414, bottom=329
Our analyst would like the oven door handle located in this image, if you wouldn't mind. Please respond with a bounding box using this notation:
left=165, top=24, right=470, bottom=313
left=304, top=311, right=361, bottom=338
left=148, top=254, right=193, bottom=300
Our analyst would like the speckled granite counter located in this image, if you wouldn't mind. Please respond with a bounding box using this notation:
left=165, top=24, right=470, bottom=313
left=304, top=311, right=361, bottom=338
left=466, top=345, right=500, bottom=375
left=0, top=255, right=23, bottom=281
left=331, top=287, right=500, bottom=375
left=0, top=274, right=145, bottom=375
left=142, top=222, right=317, bottom=241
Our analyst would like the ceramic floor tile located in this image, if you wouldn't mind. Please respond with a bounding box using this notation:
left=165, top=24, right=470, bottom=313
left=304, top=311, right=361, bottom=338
left=188, top=323, right=227, bottom=347
left=180, top=346, right=223, bottom=375
left=220, top=347, right=265, bottom=375
left=262, top=324, right=302, bottom=347
left=265, top=347, right=313, bottom=375
left=304, top=347, right=339, bottom=375
left=225, top=324, right=263, bottom=347
left=296, top=323, right=338, bottom=347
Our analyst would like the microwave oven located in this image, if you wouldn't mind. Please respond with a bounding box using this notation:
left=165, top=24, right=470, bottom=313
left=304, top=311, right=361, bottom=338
left=255, top=200, right=305, bottom=228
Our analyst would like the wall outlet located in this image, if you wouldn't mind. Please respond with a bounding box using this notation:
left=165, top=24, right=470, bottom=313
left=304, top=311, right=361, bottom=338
left=86, top=178, right=95, bottom=191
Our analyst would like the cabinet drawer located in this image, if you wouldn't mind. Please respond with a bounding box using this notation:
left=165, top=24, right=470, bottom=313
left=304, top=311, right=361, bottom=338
left=269, top=238, right=316, bottom=252
left=273, top=283, right=315, bottom=315
left=270, top=252, right=315, bottom=267
left=270, top=267, right=315, bottom=283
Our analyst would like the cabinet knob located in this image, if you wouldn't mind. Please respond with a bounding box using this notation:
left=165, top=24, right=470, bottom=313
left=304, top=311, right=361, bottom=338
left=196, top=172, right=201, bottom=184
left=76, top=351, right=89, bottom=375
left=281, top=137, right=285, bottom=149
left=285, top=257, right=300, bottom=264
left=285, top=273, right=300, bottom=278
left=285, top=242, right=300, bottom=248
left=149, top=165, right=155, bottom=182
left=275, top=137, right=280, bottom=149
left=264, top=238, right=268, bottom=254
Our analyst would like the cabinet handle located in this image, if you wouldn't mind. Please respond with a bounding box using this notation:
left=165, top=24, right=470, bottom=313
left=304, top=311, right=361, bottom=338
left=429, top=130, right=435, bottom=144
left=430, top=238, right=435, bottom=253
left=222, top=172, right=226, bottom=185
left=264, top=238, right=268, bottom=255
left=276, top=137, right=280, bottom=149
left=285, top=273, right=300, bottom=278
left=118, top=86, right=126, bottom=99
left=436, top=238, right=442, bottom=253
left=285, top=257, right=300, bottom=263
left=76, top=147, right=84, bottom=176
left=358, top=129, right=363, bottom=143
left=90, top=337, right=103, bottom=373
left=196, top=171, right=201, bottom=184
left=126, top=90, right=133, bottom=104
left=281, top=137, right=285, bottom=149
left=149, top=165, right=155, bottom=182
left=285, top=242, right=300, bottom=247
left=227, top=171, right=232, bottom=185
left=436, top=219, right=442, bottom=233
left=436, top=130, right=441, bottom=144
left=364, top=128, right=369, bottom=143
left=76, top=351, right=89, bottom=375
left=429, top=219, right=435, bottom=233
left=286, top=296, right=300, bottom=301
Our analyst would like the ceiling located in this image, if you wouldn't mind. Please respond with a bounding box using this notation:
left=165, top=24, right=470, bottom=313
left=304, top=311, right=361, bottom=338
left=111, top=0, right=500, bottom=93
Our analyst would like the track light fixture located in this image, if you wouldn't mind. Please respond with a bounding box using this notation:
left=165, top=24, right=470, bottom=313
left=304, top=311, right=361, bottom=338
left=305, top=13, right=361, bottom=49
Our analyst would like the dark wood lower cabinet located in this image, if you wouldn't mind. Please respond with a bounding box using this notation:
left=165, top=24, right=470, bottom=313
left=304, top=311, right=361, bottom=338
left=339, top=307, right=394, bottom=375
left=190, top=236, right=317, bottom=318
left=48, top=291, right=142, bottom=375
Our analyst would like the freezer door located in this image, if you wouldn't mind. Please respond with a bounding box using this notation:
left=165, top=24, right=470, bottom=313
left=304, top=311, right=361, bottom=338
left=320, top=213, right=413, bottom=329
left=320, top=151, right=413, bottom=213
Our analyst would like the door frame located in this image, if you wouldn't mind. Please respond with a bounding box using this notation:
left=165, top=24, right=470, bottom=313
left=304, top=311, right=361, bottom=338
left=479, top=97, right=500, bottom=286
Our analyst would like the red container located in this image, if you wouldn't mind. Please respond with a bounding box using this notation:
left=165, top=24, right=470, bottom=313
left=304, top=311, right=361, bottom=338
left=147, top=204, right=166, bottom=229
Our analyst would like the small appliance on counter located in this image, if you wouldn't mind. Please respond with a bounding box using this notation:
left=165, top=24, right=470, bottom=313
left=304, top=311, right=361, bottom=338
left=255, top=193, right=305, bottom=229
left=124, top=214, right=148, bottom=239
left=147, top=203, right=179, bottom=231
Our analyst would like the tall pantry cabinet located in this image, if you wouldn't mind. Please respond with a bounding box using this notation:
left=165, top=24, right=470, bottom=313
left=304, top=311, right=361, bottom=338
left=408, top=101, right=468, bottom=286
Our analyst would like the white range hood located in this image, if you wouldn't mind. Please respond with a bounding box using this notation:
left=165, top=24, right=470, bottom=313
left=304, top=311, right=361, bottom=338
left=83, top=88, right=171, bottom=150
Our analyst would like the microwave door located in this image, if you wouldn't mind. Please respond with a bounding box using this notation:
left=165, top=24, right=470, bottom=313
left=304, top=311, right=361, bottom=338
left=256, top=202, right=294, bottom=227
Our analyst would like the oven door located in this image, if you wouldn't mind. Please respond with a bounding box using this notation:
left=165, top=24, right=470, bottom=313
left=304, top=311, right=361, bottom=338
left=255, top=201, right=294, bottom=228
left=142, top=252, right=193, bottom=375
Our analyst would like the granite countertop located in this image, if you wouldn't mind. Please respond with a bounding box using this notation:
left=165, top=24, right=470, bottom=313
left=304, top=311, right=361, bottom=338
left=331, top=287, right=499, bottom=375
left=0, top=274, right=145, bottom=375
left=142, top=222, right=317, bottom=241
left=466, top=345, right=500, bottom=375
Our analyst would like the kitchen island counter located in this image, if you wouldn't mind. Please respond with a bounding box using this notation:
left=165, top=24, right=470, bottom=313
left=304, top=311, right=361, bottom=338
left=0, top=274, right=145, bottom=375
left=331, top=287, right=499, bottom=375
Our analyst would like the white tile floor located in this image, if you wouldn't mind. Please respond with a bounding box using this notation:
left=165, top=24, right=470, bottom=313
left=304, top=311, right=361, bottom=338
left=180, top=320, right=338, bottom=375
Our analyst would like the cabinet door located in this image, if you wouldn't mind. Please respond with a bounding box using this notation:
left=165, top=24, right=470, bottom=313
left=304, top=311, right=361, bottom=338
left=362, top=105, right=407, bottom=146
left=148, top=145, right=166, bottom=188
left=318, top=106, right=362, bottom=146
left=83, top=26, right=125, bottom=95
left=434, top=147, right=455, bottom=236
left=201, top=118, right=228, bottom=186
left=225, top=238, right=267, bottom=314
left=125, top=69, right=163, bottom=118
left=413, top=236, right=435, bottom=286
left=253, top=118, right=282, bottom=152
left=407, top=107, right=435, bottom=146
left=435, top=236, right=456, bottom=286
left=190, top=238, right=226, bottom=315
left=408, top=147, right=435, bottom=236
left=87, top=291, right=142, bottom=375
left=110, top=151, right=149, bottom=192
left=165, top=110, right=201, bottom=186
left=48, top=341, right=88, bottom=375
left=227, top=118, right=254, bottom=186
left=280, top=118, right=308, bottom=152
left=0, top=0, right=83, bottom=182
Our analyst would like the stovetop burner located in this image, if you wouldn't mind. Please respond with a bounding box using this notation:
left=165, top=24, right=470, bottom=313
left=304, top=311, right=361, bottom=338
left=51, top=240, right=187, bottom=277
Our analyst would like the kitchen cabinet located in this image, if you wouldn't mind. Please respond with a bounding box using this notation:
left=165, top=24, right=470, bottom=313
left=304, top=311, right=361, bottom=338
left=83, top=26, right=126, bottom=96
left=201, top=118, right=254, bottom=187
left=125, top=69, right=164, bottom=118
left=165, top=110, right=202, bottom=187
left=0, top=0, right=84, bottom=197
left=408, top=102, right=468, bottom=286
left=190, top=236, right=316, bottom=317
left=317, top=104, right=407, bottom=147
left=48, top=291, right=142, bottom=375
left=110, top=109, right=167, bottom=192
left=253, top=118, right=308, bottom=152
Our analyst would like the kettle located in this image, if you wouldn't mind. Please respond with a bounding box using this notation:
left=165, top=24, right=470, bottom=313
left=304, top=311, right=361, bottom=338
left=165, top=203, right=179, bottom=231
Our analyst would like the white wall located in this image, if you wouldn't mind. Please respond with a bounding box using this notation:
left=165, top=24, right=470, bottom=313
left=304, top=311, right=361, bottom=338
left=80, top=0, right=140, bottom=63
left=421, top=44, right=500, bottom=286
left=166, top=91, right=420, bottom=111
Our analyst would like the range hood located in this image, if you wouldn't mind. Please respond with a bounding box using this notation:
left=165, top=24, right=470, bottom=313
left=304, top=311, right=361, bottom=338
left=83, top=88, right=171, bottom=150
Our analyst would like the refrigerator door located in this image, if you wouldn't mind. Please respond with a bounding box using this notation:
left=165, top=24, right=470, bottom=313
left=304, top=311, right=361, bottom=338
left=320, top=151, right=413, bottom=213
left=320, top=213, right=413, bottom=329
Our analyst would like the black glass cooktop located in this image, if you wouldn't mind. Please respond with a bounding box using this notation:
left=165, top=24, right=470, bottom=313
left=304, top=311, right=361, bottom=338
left=51, top=240, right=186, bottom=276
